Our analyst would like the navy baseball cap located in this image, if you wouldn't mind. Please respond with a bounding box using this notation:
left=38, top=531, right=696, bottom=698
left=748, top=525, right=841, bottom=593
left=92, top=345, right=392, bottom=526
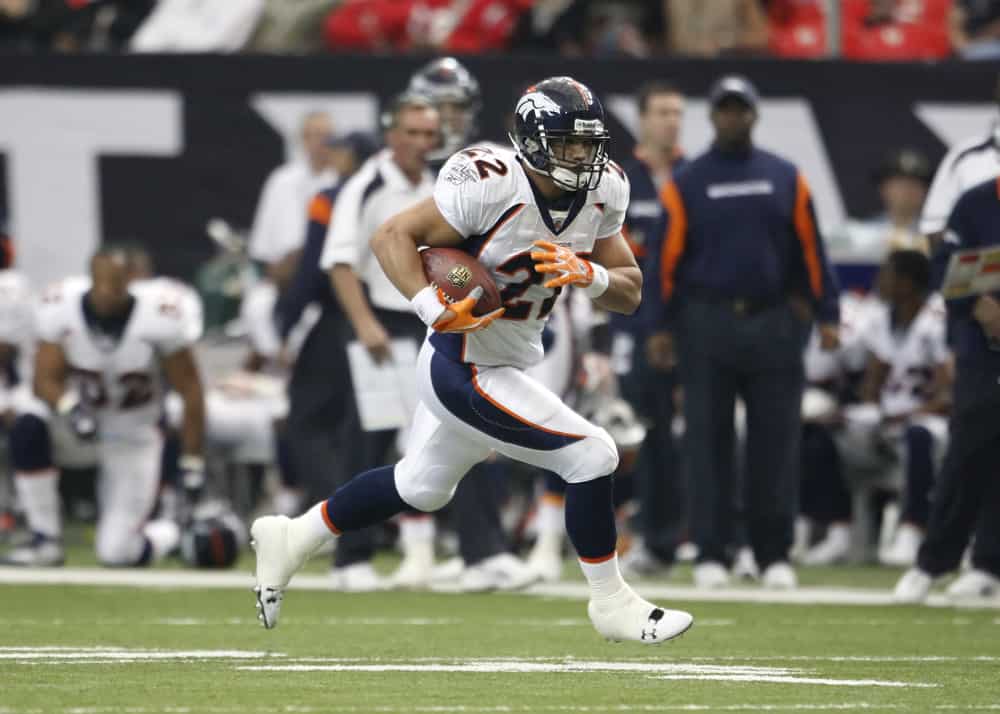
left=708, top=75, right=759, bottom=110
left=327, top=131, right=379, bottom=163
left=874, top=148, right=933, bottom=185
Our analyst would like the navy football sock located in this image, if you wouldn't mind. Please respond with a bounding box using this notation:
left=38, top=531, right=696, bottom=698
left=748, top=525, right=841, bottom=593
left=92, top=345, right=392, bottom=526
left=565, top=475, right=616, bottom=560
left=324, top=465, right=407, bottom=532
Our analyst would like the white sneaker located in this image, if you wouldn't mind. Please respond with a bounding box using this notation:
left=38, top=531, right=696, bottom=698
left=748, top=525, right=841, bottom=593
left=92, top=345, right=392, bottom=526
left=460, top=553, right=539, bottom=593
left=430, top=556, right=466, bottom=584
left=893, top=567, right=934, bottom=604
left=675, top=541, right=698, bottom=562
left=386, top=540, right=434, bottom=590
left=761, top=562, right=798, bottom=589
left=693, top=561, right=729, bottom=589
left=620, top=542, right=672, bottom=580
left=0, top=533, right=64, bottom=566
left=588, top=585, right=693, bottom=643
left=946, top=569, right=1000, bottom=601
left=879, top=523, right=923, bottom=568
left=802, top=524, right=851, bottom=566
left=143, top=519, right=181, bottom=561
left=731, top=547, right=759, bottom=581
left=526, top=534, right=564, bottom=582
left=251, top=515, right=311, bottom=629
left=330, top=562, right=382, bottom=592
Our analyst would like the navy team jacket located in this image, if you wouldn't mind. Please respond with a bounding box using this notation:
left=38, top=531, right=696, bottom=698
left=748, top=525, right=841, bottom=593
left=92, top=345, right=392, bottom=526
left=935, top=175, right=1000, bottom=370
left=610, top=153, right=687, bottom=340
left=274, top=183, right=343, bottom=339
left=646, top=144, right=840, bottom=328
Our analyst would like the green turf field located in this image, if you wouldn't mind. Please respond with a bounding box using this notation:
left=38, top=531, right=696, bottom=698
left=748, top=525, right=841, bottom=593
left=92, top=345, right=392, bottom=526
left=3, top=559, right=1000, bottom=714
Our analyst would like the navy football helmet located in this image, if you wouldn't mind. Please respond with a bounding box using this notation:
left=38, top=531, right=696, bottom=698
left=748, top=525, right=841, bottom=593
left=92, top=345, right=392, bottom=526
left=180, top=503, right=246, bottom=569
left=510, top=76, right=610, bottom=192
left=408, top=57, right=482, bottom=159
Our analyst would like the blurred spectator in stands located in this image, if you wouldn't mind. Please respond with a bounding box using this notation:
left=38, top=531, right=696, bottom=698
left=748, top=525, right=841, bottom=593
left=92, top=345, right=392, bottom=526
left=510, top=0, right=667, bottom=57
left=829, top=148, right=933, bottom=265
left=248, top=0, right=339, bottom=53
left=0, top=0, right=32, bottom=49
left=766, top=0, right=827, bottom=58
left=323, top=0, right=531, bottom=54
left=667, top=0, right=768, bottom=56
left=130, top=0, right=264, bottom=53
left=249, top=111, right=337, bottom=277
left=842, top=0, right=951, bottom=61
left=951, top=0, right=1000, bottom=60
left=1, top=0, right=153, bottom=51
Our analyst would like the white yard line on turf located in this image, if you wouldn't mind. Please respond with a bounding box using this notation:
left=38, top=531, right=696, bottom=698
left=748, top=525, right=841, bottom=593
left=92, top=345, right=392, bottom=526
left=0, top=648, right=940, bottom=688
left=235, top=660, right=936, bottom=688
left=9, top=702, right=1000, bottom=714
left=17, top=705, right=1000, bottom=713
left=2, top=567, right=998, bottom=609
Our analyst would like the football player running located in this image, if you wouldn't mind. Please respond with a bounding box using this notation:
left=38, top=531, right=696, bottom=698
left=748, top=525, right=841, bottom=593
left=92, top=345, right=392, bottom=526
left=251, top=76, right=693, bottom=644
left=2, top=247, right=205, bottom=566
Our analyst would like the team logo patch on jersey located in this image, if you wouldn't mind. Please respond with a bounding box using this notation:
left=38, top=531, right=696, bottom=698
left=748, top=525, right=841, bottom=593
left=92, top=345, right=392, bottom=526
left=444, top=160, right=479, bottom=186
left=447, top=265, right=473, bottom=289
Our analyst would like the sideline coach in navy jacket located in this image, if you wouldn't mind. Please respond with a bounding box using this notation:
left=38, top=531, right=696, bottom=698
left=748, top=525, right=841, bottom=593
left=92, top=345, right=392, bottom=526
left=645, top=75, right=840, bottom=588
left=894, top=175, right=1000, bottom=602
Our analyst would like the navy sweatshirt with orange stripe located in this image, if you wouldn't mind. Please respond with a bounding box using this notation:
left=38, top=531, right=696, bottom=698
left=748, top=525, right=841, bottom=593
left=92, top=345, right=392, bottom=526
left=935, top=176, right=1000, bottom=369
left=646, top=144, right=839, bottom=327
left=274, top=183, right=343, bottom=339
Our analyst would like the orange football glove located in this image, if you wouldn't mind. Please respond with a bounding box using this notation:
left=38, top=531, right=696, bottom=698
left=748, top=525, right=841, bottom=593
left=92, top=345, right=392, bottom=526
left=530, top=240, right=594, bottom=289
left=432, top=286, right=505, bottom=334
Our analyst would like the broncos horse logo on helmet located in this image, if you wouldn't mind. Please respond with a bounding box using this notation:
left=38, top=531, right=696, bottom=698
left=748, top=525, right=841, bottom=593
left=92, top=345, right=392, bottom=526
left=510, top=76, right=610, bottom=192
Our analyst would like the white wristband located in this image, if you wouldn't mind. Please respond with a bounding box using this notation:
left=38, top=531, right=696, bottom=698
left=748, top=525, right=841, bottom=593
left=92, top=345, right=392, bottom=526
left=584, top=262, right=610, bottom=299
left=56, top=391, right=80, bottom=415
left=410, top=285, right=446, bottom=327
left=179, top=454, right=205, bottom=472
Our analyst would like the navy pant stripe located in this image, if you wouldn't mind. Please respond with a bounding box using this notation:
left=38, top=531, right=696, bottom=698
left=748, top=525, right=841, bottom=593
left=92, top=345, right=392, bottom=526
left=429, top=350, right=583, bottom=451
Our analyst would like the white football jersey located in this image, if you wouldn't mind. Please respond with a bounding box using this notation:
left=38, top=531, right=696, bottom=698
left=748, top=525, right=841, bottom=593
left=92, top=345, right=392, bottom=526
left=35, top=276, right=203, bottom=440
left=865, top=293, right=950, bottom=418
left=0, top=269, right=35, bottom=386
left=803, top=291, right=882, bottom=384
left=433, top=145, right=628, bottom=369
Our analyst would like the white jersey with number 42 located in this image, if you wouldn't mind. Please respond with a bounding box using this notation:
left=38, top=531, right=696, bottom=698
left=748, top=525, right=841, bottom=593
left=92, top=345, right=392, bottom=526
left=434, top=145, right=628, bottom=369
left=35, top=276, right=202, bottom=441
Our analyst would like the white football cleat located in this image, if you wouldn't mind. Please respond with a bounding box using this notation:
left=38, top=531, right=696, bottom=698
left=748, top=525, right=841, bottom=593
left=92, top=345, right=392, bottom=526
left=459, top=553, right=539, bottom=593
left=946, top=569, right=1000, bottom=601
left=330, top=562, right=382, bottom=592
left=588, top=585, right=693, bottom=644
left=692, top=561, right=729, bottom=589
left=251, top=515, right=311, bottom=629
left=526, top=532, right=564, bottom=582
left=0, top=533, right=64, bottom=567
left=893, top=567, right=934, bottom=604
left=802, top=524, right=851, bottom=566
left=386, top=539, right=435, bottom=590
left=879, top=523, right=923, bottom=568
left=731, top=547, right=760, bottom=582
left=761, top=562, right=798, bottom=590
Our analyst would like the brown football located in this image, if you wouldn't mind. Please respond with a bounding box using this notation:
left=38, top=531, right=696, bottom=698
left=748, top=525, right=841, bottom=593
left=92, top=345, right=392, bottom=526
left=420, top=247, right=503, bottom=316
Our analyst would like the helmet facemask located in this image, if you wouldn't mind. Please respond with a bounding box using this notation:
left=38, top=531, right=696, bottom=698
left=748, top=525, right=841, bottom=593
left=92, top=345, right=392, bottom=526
left=541, top=130, right=609, bottom=191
